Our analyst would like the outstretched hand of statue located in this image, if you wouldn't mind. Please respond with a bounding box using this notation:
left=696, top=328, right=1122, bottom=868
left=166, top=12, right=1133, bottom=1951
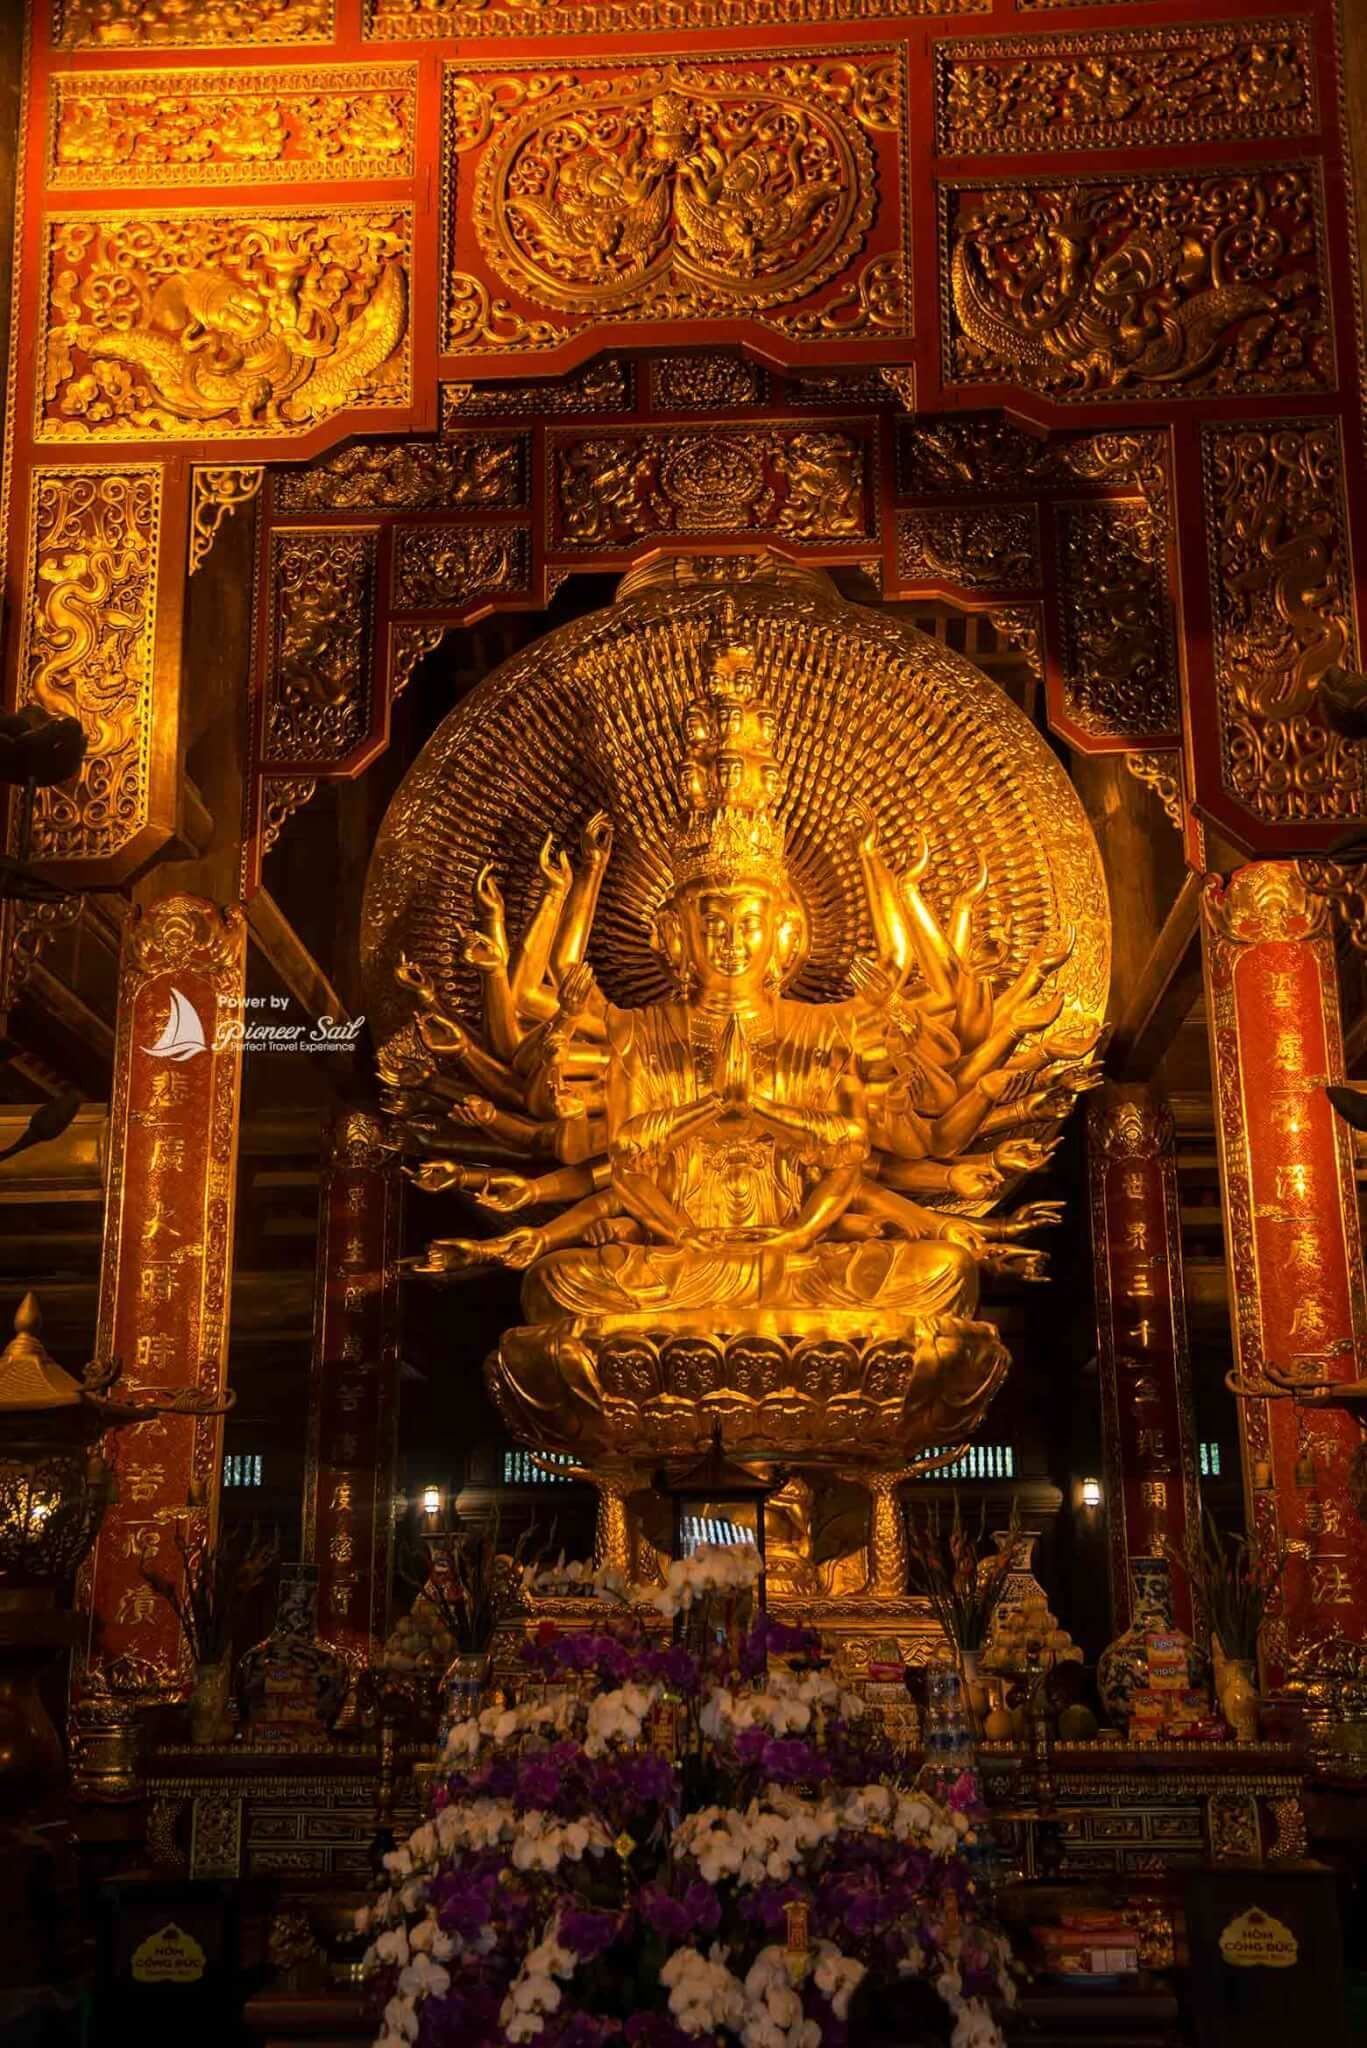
left=581, top=810, right=613, bottom=863
left=539, top=834, right=573, bottom=893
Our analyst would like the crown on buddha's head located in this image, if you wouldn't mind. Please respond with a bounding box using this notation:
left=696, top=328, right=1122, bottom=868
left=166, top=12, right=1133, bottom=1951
left=668, top=629, right=787, bottom=892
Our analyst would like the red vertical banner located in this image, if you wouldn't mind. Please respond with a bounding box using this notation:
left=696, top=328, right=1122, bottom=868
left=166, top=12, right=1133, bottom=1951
left=1203, top=866, right=1367, bottom=1682
left=301, top=1112, right=402, bottom=1665
left=1088, top=1086, right=1202, bottom=1634
left=76, top=896, right=245, bottom=1711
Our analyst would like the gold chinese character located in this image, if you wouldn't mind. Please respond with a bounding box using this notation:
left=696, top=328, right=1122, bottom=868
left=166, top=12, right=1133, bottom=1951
left=1303, top=1498, right=1345, bottom=1537
left=134, top=1332, right=177, bottom=1372
left=1130, top=1374, right=1161, bottom=1406
left=342, top=1283, right=367, bottom=1313
left=1123, top=1218, right=1150, bottom=1253
left=1140, top=1480, right=1168, bottom=1509
left=1287, top=1225, right=1320, bottom=1273
left=337, top=1382, right=363, bottom=1413
left=329, top=1579, right=354, bottom=1617
left=1266, top=969, right=1299, bottom=1012
left=1128, top=1318, right=1157, bottom=1350
left=1136, top=1427, right=1168, bottom=1464
left=1309, top=1558, right=1354, bottom=1606
left=345, top=1185, right=366, bottom=1216
left=1126, top=1264, right=1157, bottom=1300
left=151, top=1135, right=188, bottom=1173
left=340, top=1331, right=364, bottom=1363
left=329, top=1480, right=353, bottom=1513
left=145, top=1070, right=192, bottom=1115
left=1290, top=1299, right=1332, bottom=1340
left=1275, top=1163, right=1312, bottom=1205
left=115, top=1583, right=159, bottom=1626
left=138, top=1265, right=176, bottom=1306
left=121, top=1527, right=160, bottom=1563
left=343, top=1235, right=367, bottom=1266
left=330, top=1530, right=354, bottom=1565
left=122, top=1463, right=167, bottom=1503
left=1273, top=1029, right=1305, bottom=1071
left=141, top=1201, right=182, bottom=1250
left=1121, top=1170, right=1146, bottom=1202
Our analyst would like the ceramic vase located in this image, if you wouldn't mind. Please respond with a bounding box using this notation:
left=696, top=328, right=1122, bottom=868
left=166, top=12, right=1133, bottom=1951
left=238, top=1564, right=349, bottom=1743
left=188, top=1657, right=232, bottom=1745
left=1217, top=1656, right=1260, bottom=1744
left=1097, top=1555, right=1210, bottom=1725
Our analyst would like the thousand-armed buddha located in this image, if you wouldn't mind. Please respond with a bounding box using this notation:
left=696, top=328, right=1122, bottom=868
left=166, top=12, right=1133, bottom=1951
left=382, top=623, right=1097, bottom=1470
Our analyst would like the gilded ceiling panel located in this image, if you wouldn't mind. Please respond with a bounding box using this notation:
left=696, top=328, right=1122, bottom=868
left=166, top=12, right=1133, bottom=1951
left=369, top=0, right=983, bottom=39
left=54, top=0, right=334, bottom=47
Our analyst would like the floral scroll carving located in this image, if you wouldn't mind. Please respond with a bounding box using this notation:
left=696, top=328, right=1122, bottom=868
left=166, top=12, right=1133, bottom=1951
left=936, top=23, right=1315, bottom=155
left=943, top=169, right=1328, bottom=401
left=18, top=467, right=161, bottom=864
left=1055, top=501, right=1178, bottom=740
left=265, top=531, right=376, bottom=763
left=551, top=428, right=868, bottom=546
left=1203, top=420, right=1363, bottom=825
left=42, top=210, right=411, bottom=440
left=51, top=68, right=416, bottom=187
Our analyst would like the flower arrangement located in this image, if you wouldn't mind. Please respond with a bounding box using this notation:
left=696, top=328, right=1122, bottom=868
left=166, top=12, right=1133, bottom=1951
left=1166, top=1511, right=1287, bottom=1662
left=361, top=1545, right=1015, bottom=2048
left=903, top=1499, right=1020, bottom=1660
left=399, top=1507, right=540, bottom=1658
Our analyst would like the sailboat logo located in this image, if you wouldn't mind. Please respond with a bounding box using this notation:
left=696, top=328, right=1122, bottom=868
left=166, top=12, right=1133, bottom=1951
left=144, top=987, right=210, bottom=1062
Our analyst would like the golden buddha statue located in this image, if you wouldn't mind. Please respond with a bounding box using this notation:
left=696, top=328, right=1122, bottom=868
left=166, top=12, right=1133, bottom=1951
left=381, top=616, right=1098, bottom=1480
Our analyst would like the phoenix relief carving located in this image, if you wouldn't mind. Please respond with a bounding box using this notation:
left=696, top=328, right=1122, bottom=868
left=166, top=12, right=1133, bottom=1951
left=44, top=214, right=410, bottom=437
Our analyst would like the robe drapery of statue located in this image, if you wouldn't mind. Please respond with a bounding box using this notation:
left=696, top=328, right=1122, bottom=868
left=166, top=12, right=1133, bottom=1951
left=364, top=567, right=1109, bottom=1479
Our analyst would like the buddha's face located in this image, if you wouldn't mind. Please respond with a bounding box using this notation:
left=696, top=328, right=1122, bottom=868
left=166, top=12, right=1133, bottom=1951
left=689, top=886, right=777, bottom=989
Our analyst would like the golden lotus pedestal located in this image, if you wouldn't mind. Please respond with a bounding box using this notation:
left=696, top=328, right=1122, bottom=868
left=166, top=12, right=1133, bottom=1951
left=487, top=1305, right=1010, bottom=1643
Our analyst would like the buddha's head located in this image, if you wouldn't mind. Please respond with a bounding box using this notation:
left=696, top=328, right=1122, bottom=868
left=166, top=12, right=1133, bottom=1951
left=655, top=627, right=805, bottom=1000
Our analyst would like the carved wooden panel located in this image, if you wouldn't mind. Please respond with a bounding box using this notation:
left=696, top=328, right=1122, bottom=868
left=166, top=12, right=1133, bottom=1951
left=49, top=66, right=418, bottom=187
left=444, top=52, right=911, bottom=366
left=940, top=167, right=1331, bottom=403
left=38, top=207, right=412, bottom=441
left=368, top=0, right=983, bottom=39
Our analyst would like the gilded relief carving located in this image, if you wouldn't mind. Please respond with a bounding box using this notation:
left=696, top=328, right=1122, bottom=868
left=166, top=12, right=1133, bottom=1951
left=266, top=531, right=375, bottom=762
left=372, top=0, right=982, bottom=41
left=651, top=353, right=765, bottom=410
left=18, top=467, right=161, bottom=863
left=1124, top=752, right=1184, bottom=832
left=450, top=56, right=905, bottom=347
left=41, top=209, right=411, bottom=440
left=261, top=777, right=319, bottom=855
left=1203, top=420, right=1362, bottom=824
left=936, top=23, right=1314, bottom=154
left=552, top=428, right=867, bottom=545
left=277, top=434, right=526, bottom=514
left=896, top=507, right=1039, bottom=589
left=56, top=0, right=333, bottom=47
left=442, top=359, right=631, bottom=420
left=1055, top=501, right=1178, bottom=739
left=897, top=416, right=1166, bottom=501
left=943, top=170, right=1329, bottom=400
left=189, top=466, right=264, bottom=575
left=51, top=68, right=416, bottom=187
left=392, top=525, right=529, bottom=610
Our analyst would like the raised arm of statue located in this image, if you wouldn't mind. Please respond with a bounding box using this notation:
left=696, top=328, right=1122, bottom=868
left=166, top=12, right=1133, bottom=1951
left=549, top=811, right=614, bottom=983
left=464, top=866, right=521, bottom=1059
left=849, top=805, right=912, bottom=983
left=509, top=835, right=572, bottom=1010
left=899, top=844, right=958, bottom=1009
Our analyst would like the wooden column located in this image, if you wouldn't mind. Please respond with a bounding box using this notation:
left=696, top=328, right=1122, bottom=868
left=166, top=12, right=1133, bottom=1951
left=300, top=1111, right=402, bottom=1665
left=72, top=896, right=245, bottom=1787
left=1088, top=1085, right=1202, bottom=1633
left=1203, top=865, right=1367, bottom=1681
